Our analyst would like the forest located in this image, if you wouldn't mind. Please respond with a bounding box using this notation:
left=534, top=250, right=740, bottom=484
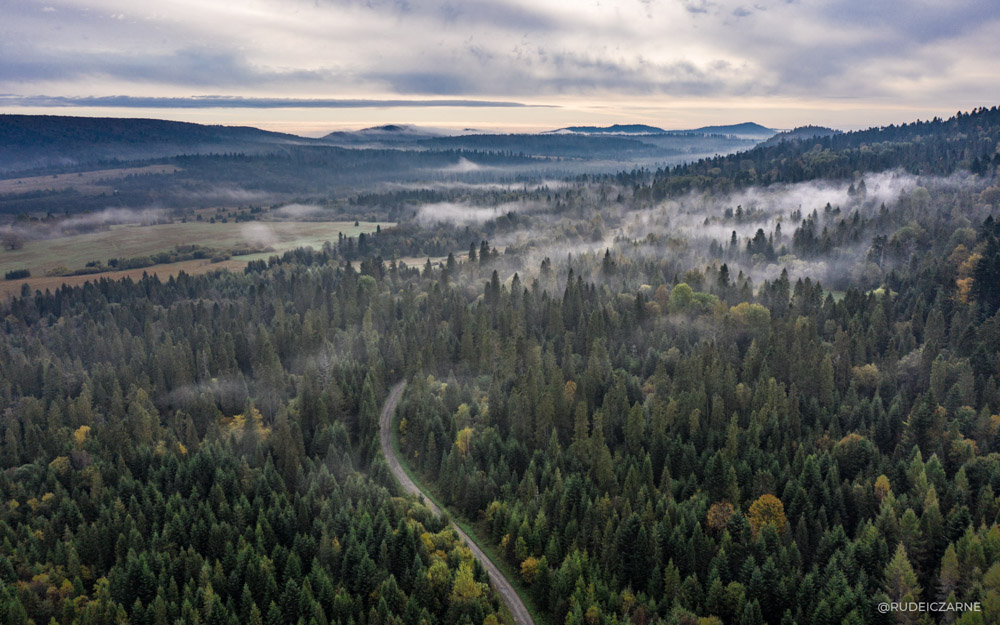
left=2, top=107, right=1000, bottom=625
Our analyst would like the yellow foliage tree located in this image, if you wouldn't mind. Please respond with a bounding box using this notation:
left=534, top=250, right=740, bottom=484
left=450, top=561, right=484, bottom=602
left=747, top=494, right=786, bottom=536
left=521, top=556, right=540, bottom=584
left=427, top=559, right=451, bottom=597
left=957, top=277, right=974, bottom=304
left=456, top=427, right=474, bottom=457
left=951, top=249, right=982, bottom=303
left=48, top=456, right=71, bottom=475
left=564, top=380, right=577, bottom=404
left=729, top=302, right=771, bottom=334
left=851, top=364, right=880, bottom=391
left=455, top=404, right=472, bottom=427
left=875, top=474, right=892, bottom=502
left=73, top=425, right=91, bottom=447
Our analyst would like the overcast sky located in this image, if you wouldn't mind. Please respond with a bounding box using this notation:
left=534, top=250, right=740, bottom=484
left=2, top=0, right=999, bottom=134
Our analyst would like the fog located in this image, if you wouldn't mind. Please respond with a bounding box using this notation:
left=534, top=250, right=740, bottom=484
left=439, top=157, right=488, bottom=174
left=378, top=179, right=572, bottom=193
left=611, top=170, right=981, bottom=289
left=174, top=186, right=279, bottom=205
left=418, top=169, right=987, bottom=297
left=274, top=203, right=327, bottom=219
left=240, top=223, right=280, bottom=248
left=2, top=207, right=171, bottom=242
left=629, top=170, right=923, bottom=244
left=414, top=200, right=547, bottom=226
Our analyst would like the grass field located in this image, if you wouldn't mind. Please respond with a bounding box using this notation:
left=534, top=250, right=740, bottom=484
left=0, top=220, right=392, bottom=299
left=0, top=165, right=181, bottom=196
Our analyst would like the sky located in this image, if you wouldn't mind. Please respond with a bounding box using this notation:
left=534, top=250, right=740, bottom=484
left=2, top=0, right=999, bottom=136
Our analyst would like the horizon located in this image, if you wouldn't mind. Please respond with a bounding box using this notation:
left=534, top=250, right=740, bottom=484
left=0, top=104, right=982, bottom=138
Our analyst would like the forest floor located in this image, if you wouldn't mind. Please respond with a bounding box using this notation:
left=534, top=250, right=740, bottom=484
left=379, top=381, right=537, bottom=625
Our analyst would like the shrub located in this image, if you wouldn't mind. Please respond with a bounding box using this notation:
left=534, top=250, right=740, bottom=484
left=4, top=268, right=30, bottom=280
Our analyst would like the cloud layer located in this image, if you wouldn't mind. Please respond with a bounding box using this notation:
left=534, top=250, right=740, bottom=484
left=0, top=95, right=537, bottom=109
left=2, top=0, right=998, bottom=123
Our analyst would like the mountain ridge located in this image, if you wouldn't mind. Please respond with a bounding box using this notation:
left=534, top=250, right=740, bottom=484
left=0, top=114, right=318, bottom=173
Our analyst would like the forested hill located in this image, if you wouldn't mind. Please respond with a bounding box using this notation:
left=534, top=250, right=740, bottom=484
left=0, top=115, right=316, bottom=173
left=634, top=106, right=1000, bottom=198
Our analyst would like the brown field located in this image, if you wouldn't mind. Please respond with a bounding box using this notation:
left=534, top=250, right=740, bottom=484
left=0, top=165, right=181, bottom=196
left=1, top=220, right=393, bottom=299
left=1, top=220, right=391, bottom=277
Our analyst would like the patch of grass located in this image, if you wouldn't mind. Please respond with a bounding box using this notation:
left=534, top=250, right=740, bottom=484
left=390, top=411, right=552, bottom=625
left=0, top=220, right=393, bottom=278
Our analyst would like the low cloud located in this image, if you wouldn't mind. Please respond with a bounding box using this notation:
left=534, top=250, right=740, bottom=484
left=3, top=207, right=171, bottom=241
left=240, top=223, right=279, bottom=248
left=274, top=203, right=327, bottom=218
left=439, top=157, right=486, bottom=174
left=414, top=200, right=543, bottom=226
left=380, top=179, right=572, bottom=193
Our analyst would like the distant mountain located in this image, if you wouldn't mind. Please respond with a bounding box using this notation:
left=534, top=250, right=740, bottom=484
left=682, top=122, right=776, bottom=138
left=0, top=114, right=315, bottom=173
left=763, top=125, right=842, bottom=145
left=322, top=124, right=447, bottom=144
left=551, top=122, right=776, bottom=139
left=549, top=124, right=667, bottom=135
left=0, top=114, right=767, bottom=181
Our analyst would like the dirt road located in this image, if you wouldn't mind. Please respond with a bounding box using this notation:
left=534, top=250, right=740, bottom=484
left=379, top=381, right=534, bottom=625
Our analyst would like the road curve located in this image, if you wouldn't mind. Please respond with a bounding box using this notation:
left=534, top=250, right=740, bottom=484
left=379, top=381, right=535, bottom=625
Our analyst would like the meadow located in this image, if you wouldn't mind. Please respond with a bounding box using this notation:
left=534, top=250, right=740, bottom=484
left=0, top=219, right=391, bottom=298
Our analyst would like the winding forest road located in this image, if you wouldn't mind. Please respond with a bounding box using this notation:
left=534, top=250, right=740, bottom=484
left=379, top=381, right=535, bottom=625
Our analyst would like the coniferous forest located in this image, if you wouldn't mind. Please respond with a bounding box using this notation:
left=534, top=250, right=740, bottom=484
left=3, top=107, right=1000, bottom=625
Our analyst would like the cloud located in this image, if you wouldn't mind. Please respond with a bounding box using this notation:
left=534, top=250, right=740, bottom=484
left=4, top=207, right=171, bottom=241
left=414, top=200, right=543, bottom=226
left=0, top=46, right=335, bottom=87
left=0, top=95, right=539, bottom=109
left=378, top=179, right=572, bottom=193
left=374, top=48, right=754, bottom=97
left=240, top=223, right=279, bottom=248
left=682, top=0, right=715, bottom=14
left=0, top=0, right=998, bottom=113
left=439, top=157, right=485, bottom=173
left=274, top=203, right=326, bottom=218
left=612, top=169, right=943, bottom=288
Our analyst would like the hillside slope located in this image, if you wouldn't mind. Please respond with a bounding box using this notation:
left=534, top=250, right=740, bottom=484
left=0, top=114, right=315, bottom=173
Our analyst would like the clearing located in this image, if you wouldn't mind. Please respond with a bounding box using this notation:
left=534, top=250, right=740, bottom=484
left=1, top=220, right=392, bottom=299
